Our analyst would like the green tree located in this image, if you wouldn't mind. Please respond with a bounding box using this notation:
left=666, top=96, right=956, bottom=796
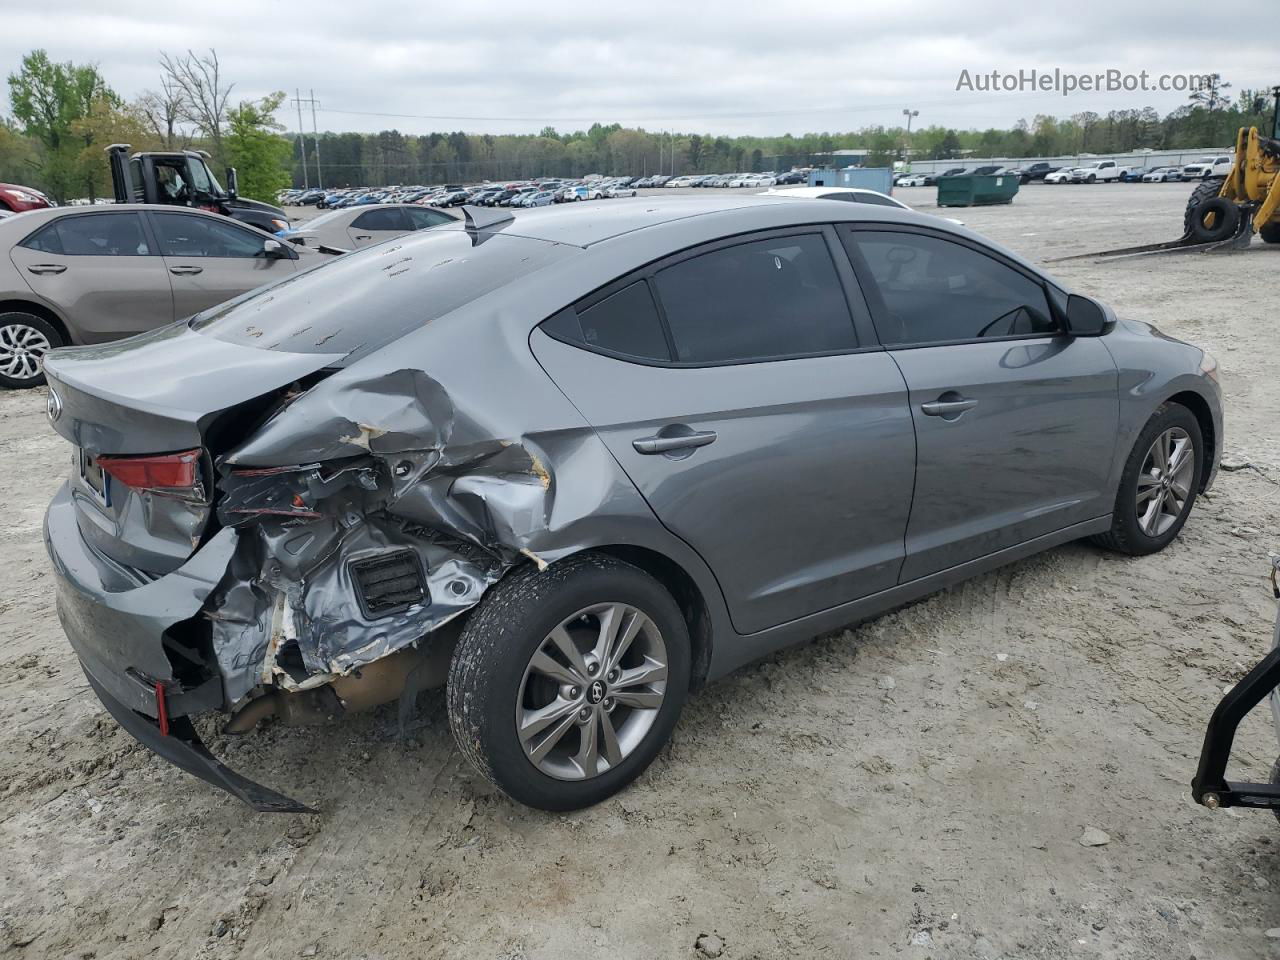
left=8, top=49, right=116, bottom=201
left=71, top=98, right=157, bottom=200
left=685, top=134, right=704, bottom=171
left=225, top=91, right=291, bottom=202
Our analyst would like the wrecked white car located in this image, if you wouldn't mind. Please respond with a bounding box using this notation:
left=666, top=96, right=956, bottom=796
left=43, top=198, right=1221, bottom=812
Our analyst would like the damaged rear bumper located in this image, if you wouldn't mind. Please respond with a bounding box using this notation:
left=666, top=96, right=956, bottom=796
left=81, top=662, right=313, bottom=813
left=46, top=482, right=312, bottom=812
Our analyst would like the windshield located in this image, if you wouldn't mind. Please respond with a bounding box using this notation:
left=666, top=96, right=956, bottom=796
left=190, top=227, right=575, bottom=360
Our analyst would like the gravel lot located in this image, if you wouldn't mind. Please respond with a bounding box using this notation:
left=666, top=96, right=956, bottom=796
left=3, top=183, right=1280, bottom=960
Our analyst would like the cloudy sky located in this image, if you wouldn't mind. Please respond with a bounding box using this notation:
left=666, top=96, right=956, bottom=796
left=5, top=1, right=1274, bottom=137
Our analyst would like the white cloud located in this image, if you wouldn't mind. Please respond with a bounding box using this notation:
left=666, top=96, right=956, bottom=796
left=3, top=0, right=1271, bottom=136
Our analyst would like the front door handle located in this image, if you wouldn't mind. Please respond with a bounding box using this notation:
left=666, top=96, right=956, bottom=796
left=632, top=430, right=718, bottom=455
left=27, top=264, right=66, bottom=275
left=920, top=396, right=978, bottom=418
left=355, top=235, right=372, bottom=240
left=169, top=265, right=203, bottom=275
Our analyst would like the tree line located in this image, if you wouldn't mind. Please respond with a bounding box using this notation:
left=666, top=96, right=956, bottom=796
left=2, top=53, right=1271, bottom=198
left=2, top=48, right=291, bottom=203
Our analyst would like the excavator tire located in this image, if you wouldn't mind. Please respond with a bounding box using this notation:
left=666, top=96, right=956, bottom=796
left=1259, top=221, right=1280, bottom=244
left=1189, top=197, right=1242, bottom=243
left=1183, top=178, right=1225, bottom=234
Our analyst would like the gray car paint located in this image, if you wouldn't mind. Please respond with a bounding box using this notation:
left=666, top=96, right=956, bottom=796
left=42, top=196, right=1222, bottom=797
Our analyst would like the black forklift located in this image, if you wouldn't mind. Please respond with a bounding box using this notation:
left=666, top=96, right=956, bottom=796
left=106, top=144, right=289, bottom=234
left=1193, top=555, right=1280, bottom=816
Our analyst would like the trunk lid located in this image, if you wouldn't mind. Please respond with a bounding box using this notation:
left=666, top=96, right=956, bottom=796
left=44, top=323, right=343, bottom=575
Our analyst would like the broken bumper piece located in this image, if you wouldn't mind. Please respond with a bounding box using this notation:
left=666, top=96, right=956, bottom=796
left=82, top=663, right=313, bottom=813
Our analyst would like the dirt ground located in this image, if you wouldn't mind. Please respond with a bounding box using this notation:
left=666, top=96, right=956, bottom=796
left=3, top=183, right=1280, bottom=960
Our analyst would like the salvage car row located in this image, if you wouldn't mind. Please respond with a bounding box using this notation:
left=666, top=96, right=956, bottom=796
left=896, top=155, right=1233, bottom=186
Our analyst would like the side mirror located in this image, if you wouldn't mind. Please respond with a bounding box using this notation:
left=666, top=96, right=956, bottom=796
left=262, top=238, right=286, bottom=258
left=1065, top=293, right=1113, bottom=336
left=226, top=167, right=239, bottom=199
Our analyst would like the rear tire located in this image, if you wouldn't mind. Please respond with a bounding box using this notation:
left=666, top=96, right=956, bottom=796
left=1092, top=403, right=1203, bottom=556
left=1260, top=221, right=1280, bottom=244
left=0, top=311, right=63, bottom=390
left=447, top=553, right=690, bottom=811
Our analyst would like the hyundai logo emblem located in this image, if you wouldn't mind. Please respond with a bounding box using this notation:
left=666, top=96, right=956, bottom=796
left=46, top=387, right=62, bottom=422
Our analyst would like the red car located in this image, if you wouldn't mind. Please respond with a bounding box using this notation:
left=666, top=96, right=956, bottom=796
left=0, top=183, right=52, bottom=213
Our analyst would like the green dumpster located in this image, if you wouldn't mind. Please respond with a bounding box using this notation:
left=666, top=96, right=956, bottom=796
left=936, top=174, right=1020, bottom=207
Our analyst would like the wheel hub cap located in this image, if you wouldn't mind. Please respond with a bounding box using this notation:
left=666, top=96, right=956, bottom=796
left=1136, top=426, right=1194, bottom=537
left=516, top=602, right=668, bottom=781
left=0, top=323, right=52, bottom=381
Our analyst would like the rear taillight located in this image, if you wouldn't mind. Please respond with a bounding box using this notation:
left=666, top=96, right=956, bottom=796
left=96, top=449, right=204, bottom=497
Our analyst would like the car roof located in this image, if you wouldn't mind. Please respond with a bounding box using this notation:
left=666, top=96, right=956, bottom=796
left=472, top=194, right=820, bottom=247
left=765, top=186, right=904, bottom=203
left=0, top=203, right=242, bottom=225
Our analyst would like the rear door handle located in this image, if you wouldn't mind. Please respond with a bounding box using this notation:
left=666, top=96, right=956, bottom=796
left=169, top=265, right=203, bottom=275
left=355, top=235, right=372, bottom=240
left=27, top=264, right=66, bottom=275
left=632, top=430, right=718, bottom=455
left=920, top=397, right=978, bottom=418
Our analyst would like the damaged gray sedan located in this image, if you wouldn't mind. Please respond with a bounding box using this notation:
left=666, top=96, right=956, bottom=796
left=43, top=197, right=1222, bottom=812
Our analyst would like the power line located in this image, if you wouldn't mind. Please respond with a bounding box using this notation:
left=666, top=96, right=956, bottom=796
left=313, top=91, right=1060, bottom=127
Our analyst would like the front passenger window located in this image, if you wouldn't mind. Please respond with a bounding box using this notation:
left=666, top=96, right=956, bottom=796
left=152, top=214, right=264, bottom=258
left=848, top=231, right=1056, bottom=346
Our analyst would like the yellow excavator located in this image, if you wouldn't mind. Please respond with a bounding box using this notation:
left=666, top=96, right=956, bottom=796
left=1054, top=86, right=1280, bottom=262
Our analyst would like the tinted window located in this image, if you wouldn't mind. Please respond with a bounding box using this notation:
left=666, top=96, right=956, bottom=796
left=405, top=208, right=453, bottom=230
left=653, top=233, right=857, bottom=364
left=570, top=281, right=669, bottom=360
left=20, top=222, right=64, bottom=255
left=353, top=207, right=408, bottom=231
left=849, top=231, right=1056, bottom=345
left=152, top=213, right=264, bottom=258
left=818, top=192, right=858, bottom=202
left=24, top=213, right=151, bottom=256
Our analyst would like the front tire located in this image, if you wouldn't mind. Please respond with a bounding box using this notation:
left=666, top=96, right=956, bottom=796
left=0, top=311, right=63, bottom=389
left=1092, top=403, right=1203, bottom=556
left=447, top=553, right=690, bottom=811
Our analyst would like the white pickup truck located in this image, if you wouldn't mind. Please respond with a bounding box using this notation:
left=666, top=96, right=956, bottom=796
left=1070, top=160, right=1123, bottom=183
left=1180, top=155, right=1233, bottom=180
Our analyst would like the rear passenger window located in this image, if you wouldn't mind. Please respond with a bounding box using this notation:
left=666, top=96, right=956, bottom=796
left=20, top=223, right=63, bottom=255
left=353, top=207, right=408, bottom=231
left=653, top=234, right=857, bottom=364
left=848, top=231, right=1056, bottom=346
left=571, top=280, right=670, bottom=361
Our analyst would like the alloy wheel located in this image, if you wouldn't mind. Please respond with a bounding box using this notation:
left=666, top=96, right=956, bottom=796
left=1136, top=426, right=1195, bottom=537
left=515, top=602, right=668, bottom=781
left=0, top=322, right=52, bottom=382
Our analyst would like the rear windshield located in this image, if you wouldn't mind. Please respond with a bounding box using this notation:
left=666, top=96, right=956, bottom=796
left=190, top=227, right=573, bottom=358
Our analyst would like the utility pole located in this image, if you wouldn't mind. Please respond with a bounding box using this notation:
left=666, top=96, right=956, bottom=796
left=309, top=89, right=323, bottom=190
left=902, top=108, right=919, bottom=166
left=293, top=89, right=309, bottom=189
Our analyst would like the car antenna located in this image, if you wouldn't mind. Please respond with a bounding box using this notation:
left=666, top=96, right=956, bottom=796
left=461, top=204, right=514, bottom=232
